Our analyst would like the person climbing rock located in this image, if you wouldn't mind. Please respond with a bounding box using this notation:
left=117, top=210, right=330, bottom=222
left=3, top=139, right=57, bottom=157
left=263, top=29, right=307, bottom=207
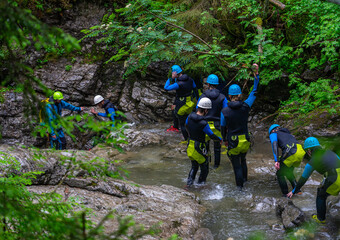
left=287, top=137, right=340, bottom=224
left=220, top=63, right=259, bottom=190
left=45, top=91, right=83, bottom=150
left=164, top=65, right=198, bottom=141
left=198, top=74, right=228, bottom=168
left=268, top=124, right=306, bottom=196
left=185, top=98, right=222, bottom=187
left=91, top=95, right=116, bottom=127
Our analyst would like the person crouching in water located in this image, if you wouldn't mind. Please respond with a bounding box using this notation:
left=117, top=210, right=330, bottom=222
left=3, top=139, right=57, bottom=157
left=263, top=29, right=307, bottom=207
left=221, top=63, right=259, bottom=190
left=287, top=137, right=340, bottom=224
left=268, top=124, right=305, bottom=196
left=185, top=98, right=222, bottom=187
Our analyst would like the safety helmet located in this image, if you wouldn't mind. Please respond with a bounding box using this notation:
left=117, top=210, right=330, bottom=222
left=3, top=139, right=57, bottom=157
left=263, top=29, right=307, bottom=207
left=228, top=84, right=242, bottom=95
left=197, top=97, right=212, bottom=109
left=53, top=91, right=64, bottom=100
left=171, top=65, right=182, bottom=74
left=94, top=95, right=104, bottom=105
left=304, top=137, right=321, bottom=149
left=268, top=124, right=280, bottom=135
left=207, top=74, right=219, bottom=85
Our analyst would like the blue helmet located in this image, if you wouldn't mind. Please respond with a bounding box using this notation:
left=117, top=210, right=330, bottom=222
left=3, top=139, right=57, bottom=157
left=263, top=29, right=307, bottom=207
left=228, top=84, right=242, bottom=95
left=171, top=65, right=182, bottom=74
left=304, top=137, right=321, bottom=149
left=268, top=124, right=280, bottom=135
left=207, top=74, right=219, bottom=85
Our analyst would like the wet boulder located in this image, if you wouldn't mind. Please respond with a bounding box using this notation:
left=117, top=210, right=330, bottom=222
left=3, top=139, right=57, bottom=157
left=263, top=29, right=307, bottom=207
left=193, top=228, right=214, bottom=240
left=276, top=198, right=306, bottom=228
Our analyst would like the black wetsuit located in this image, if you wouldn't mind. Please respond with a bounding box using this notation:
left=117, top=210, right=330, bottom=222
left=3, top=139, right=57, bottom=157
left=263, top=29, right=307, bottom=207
left=293, top=149, right=340, bottom=220
left=200, top=88, right=227, bottom=168
left=185, top=112, right=220, bottom=186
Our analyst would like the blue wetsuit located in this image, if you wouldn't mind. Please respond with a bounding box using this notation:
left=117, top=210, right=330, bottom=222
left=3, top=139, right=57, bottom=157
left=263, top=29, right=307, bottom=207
left=46, top=98, right=81, bottom=149
left=164, top=74, right=198, bottom=140
left=99, top=100, right=116, bottom=128
left=220, top=74, right=259, bottom=188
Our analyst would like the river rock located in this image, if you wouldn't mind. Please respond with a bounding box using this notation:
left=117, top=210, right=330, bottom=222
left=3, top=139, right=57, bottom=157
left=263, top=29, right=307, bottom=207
left=0, top=144, right=205, bottom=239
left=276, top=198, right=306, bottom=228
left=193, top=228, right=214, bottom=240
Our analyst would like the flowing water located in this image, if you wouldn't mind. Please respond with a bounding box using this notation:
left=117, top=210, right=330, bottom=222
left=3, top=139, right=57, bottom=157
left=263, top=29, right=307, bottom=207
left=122, top=124, right=332, bottom=239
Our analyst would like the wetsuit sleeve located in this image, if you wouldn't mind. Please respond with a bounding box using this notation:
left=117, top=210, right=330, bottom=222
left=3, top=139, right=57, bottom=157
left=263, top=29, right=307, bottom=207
left=244, top=74, right=260, bottom=108
left=292, top=163, right=314, bottom=194
left=269, top=133, right=279, bottom=162
left=46, top=105, right=55, bottom=136
left=164, top=78, right=179, bottom=91
left=222, top=98, right=228, bottom=109
left=61, top=100, right=81, bottom=112
left=220, top=112, right=227, bottom=141
left=203, top=124, right=222, bottom=141
left=196, top=97, right=201, bottom=109
left=192, top=81, right=199, bottom=101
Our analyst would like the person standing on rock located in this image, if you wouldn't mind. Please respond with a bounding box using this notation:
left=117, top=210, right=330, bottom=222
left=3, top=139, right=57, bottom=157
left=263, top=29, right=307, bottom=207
left=220, top=63, right=259, bottom=190
left=166, top=76, right=180, bottom=133
left=198, top=74, right=228, bottom=169
left=90, top=95, right=116, bottom=127
left=164, top=65, right=199, bottom=141
left=287, top=137, right=340, bottom=224
left=268, top=124, right=306, bottom=196
left=185, top=98, right=222, bottom=187
left=46, top=91, right=84, bottom=150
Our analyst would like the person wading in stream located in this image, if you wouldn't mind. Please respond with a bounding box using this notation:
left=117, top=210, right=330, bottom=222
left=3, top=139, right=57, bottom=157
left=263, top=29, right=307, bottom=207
left=268, top=124, right=305, bottom=196
left=220, top=63, right=259, bottom=190
left=287, top=137, right=340, bottom=224
left=45, top=91, right=84, bottom=150
left=164, top=65, right=199, bottom=142
left=197, top=74, right=228, bottom=169
left=185, top=98, right=222, bottom=188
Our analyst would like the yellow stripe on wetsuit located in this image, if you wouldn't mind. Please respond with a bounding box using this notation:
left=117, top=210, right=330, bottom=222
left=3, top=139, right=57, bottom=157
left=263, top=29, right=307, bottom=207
left=177, top=96, right=195, bottom=116
left=228, top=135, right=250, bottom=156
left=187, top=140, right=206, bottom=164
left=326, top=168, right=340, bottom=196
left=283, top=144, right=305, bottom=167
left=205, top=121, right=222, bottom=141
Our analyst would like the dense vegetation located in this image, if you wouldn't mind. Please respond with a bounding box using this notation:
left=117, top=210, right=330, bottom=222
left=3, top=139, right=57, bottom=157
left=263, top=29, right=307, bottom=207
left=82, top=0, right=339, bottom=116
left=0, top=0, right=339, bottom=239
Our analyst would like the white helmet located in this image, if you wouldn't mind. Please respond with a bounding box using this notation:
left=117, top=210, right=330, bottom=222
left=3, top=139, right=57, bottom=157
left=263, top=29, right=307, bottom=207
left=94, top=95, right=104, bottom=105
left=197, top=97, right=212, bottom=109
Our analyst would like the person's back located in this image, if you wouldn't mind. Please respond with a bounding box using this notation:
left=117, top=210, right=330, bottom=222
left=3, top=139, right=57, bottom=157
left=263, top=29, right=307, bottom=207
left=310, top=149, right=340, bottom=175
left=222, top=101, right=250, bottom=138
left=186, top=112, right=207, bottom=143
left=201, top=88, right=226, bottom=121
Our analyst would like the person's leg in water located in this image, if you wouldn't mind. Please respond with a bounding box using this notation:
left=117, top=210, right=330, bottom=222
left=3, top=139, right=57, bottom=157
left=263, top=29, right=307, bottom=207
left=240, top=152, right=247, bottom=182
left=276, top=162, right=289, bottom=195
left=187, top=160, right=199, bottom=186
left=213, top=140, right=221, bottom=168
left=198, top=158, right=209, bottom=184
left=315, top=172, right=336, bottom=221
left=177, top=114, right=188, bottom=140
left=229, top=153, right=244, bottom=189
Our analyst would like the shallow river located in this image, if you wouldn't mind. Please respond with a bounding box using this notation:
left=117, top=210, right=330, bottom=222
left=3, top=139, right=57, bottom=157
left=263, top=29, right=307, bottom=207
left=122, top=124, right=335, bottom=239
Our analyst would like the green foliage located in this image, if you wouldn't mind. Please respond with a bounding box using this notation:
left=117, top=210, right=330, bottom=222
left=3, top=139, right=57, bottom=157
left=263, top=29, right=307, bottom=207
left=65, top=64, right=72, bottom=71
left=82, top=0, right=339, bottom=114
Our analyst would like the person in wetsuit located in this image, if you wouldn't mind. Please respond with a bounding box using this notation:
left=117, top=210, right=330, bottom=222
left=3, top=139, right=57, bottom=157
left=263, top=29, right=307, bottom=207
left=166, top=77, right=180, bottom=133
left=164, top=65, right=199, bottom=141
left=198, top=74, right=228, bottom=168
left=287, top=137, right=340, bottom=224
left=185, top=98, right=222, bottom=187
left=91, top=95, right=116, bottom=127
left=45, top=91, right=84, bottom=150
left=220, top=63, right=259, bottom=190
left=269, top=124, right=306, bottom=196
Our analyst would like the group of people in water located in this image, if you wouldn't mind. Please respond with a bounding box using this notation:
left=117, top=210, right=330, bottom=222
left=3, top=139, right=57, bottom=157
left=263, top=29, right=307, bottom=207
left=164, top=64, right=340, bottom=224
left=42, top=63, right=339, bottom=224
